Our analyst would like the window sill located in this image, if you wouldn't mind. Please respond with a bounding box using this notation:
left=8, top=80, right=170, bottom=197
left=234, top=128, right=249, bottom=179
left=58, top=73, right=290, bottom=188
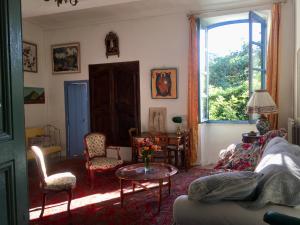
left=200, top=120, right=256, bottom=124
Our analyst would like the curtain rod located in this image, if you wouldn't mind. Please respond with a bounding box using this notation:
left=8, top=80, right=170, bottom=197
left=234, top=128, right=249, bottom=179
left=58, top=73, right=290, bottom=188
left=188, top=0, right=287, bottom=17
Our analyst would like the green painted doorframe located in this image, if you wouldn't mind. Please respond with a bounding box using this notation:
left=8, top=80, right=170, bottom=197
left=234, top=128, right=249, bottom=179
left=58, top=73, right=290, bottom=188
left=0, top=0, right=29, bottom=224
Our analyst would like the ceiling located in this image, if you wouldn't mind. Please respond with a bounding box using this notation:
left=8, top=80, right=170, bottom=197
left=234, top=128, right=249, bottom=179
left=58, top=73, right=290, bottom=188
left=22, top=0, right=273, bottom=29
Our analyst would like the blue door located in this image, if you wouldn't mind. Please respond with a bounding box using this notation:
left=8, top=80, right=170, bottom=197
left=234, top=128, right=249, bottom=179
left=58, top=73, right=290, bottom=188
left=65, top=81, right=90, bottom=157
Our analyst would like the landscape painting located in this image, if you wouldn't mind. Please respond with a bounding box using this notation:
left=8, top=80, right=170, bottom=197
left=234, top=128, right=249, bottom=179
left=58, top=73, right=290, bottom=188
left=24, top=87, right=45, bottom=104
left=52, top=42, right=80, bottom=74
left=151, top=68, right=177, bottom=99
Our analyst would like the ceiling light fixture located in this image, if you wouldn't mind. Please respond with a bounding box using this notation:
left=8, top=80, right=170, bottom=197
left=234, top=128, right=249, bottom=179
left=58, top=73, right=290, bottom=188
left=44, top=0, right=79, bottom=7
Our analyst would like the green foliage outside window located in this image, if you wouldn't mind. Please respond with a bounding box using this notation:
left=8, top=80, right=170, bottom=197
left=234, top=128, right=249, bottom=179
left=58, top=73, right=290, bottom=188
left=208, top=44, right=251, bottom=120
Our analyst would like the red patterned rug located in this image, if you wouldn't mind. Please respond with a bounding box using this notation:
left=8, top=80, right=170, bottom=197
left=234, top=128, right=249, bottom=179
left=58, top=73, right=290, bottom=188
left=28, top=158, right=215, bottom=225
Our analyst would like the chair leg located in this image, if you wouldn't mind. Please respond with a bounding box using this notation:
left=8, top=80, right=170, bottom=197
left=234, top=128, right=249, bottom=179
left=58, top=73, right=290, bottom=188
left=181, top=150, right=185, bottom=168
left=90, top=170, right=95, bottom=189
left=67, top=190, right=72, bottom=215
left=40, top=192, right=46, bottom=218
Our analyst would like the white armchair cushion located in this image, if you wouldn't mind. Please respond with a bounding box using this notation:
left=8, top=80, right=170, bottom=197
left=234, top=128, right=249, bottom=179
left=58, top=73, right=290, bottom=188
left=86, top=157, right=123, bottom=170
left=45, top=172, right=76, bottom=191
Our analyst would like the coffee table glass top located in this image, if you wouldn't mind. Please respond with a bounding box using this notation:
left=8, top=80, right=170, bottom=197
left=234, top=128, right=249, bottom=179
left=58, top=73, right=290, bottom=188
left=115, top=163, right=178, bottom=181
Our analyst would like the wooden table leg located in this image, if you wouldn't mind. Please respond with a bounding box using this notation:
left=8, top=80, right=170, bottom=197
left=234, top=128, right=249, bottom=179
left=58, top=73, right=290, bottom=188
left=175, top=151, right=178, bottom=167
left=120, top=179, right=124, bottom=207
left=168, top=176, right=171, bottom=195
left=158, top=179, right=163, bottom=213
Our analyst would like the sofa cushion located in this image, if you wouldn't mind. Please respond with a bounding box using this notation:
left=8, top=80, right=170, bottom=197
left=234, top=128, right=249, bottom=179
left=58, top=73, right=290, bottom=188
left=245, top=137, right=300, bottom=208
left=188, top=171, right=261, bottom=203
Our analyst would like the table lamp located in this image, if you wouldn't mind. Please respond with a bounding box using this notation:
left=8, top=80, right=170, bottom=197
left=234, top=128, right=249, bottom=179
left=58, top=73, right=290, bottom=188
left=172, top=116, right=182, bottom=135
left=246, top=90, right=278, bottom=135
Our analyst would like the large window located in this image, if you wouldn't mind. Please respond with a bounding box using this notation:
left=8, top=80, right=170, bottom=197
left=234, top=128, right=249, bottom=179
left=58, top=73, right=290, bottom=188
left=199, top=11, right=267, bottom=122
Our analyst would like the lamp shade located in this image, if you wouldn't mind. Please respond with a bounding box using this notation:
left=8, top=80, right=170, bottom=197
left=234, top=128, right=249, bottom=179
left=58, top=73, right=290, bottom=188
left=246, top=90, right=278, bottom=114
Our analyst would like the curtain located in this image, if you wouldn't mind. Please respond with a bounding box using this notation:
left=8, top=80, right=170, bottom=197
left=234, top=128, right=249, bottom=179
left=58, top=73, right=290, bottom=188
left=266, top=3, right=281, bottom=130
left=188, top=16, right=199, bottom=165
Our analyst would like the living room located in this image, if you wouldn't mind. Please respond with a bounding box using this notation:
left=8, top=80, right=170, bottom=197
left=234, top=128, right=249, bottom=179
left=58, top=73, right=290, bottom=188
left=1, top=0, right=300, bottom=224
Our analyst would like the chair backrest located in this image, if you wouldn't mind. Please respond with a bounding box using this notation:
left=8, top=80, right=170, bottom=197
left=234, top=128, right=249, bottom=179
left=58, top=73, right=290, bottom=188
left=31, top=146, right=47, bottom=182
left=128, top=128, right=138, bottom=147
left=154, top=135, right=168, bottom=151
left=84, top=133, right=106, bottom=158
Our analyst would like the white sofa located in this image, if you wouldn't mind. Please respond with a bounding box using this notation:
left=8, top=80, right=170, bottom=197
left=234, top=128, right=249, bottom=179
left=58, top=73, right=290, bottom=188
left=173, top=137, right=300, bottom=225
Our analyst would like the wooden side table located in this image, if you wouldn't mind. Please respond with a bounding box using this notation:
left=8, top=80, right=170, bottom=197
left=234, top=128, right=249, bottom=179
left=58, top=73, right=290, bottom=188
left=242, top=132, right=261, bottom=143
left=115, top=163, right=178, bottom=213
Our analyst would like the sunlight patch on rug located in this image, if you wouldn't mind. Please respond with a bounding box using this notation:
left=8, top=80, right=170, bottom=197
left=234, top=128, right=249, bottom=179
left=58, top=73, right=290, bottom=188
left=29, top=181, right=166, bottom=220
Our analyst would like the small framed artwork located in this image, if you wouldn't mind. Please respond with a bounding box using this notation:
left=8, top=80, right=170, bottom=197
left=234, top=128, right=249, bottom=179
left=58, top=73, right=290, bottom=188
left=151, top=68, right=177, bottom=99
left=148, top=107, right=167, bottom=133
left=24, top=87, right=45, bottom=104
left=23, top=41, right=38, bottom=73
left=51, top=42, right=80, bottom=74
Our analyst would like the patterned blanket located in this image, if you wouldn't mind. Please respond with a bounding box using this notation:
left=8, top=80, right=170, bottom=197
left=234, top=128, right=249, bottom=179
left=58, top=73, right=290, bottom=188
left=214, top=129, right=287, bottom=171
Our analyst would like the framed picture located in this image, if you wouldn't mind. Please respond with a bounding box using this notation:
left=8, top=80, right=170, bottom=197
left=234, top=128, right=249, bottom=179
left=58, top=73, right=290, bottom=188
left=51, top=42, right=80, bottom=74
left=148, top=107, right=167, bottom=133
left=24, top=87, right=45, bottom=104
left=23, top=41, right=38, bottom=73
left=151, top=68, right=177, bottom=99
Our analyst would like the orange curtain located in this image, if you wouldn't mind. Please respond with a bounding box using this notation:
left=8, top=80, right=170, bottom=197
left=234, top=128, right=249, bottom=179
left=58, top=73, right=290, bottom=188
left=266, top=3, right=281, bottom=129
left=188, top=16, right=199, bottom=165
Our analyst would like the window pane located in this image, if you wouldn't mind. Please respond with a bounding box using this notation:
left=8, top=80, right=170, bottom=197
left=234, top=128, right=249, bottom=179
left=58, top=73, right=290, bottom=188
left=252, top=44, right=261, bottom=69
left=252, top=69, right=262, bottom=92
left=207, top=23, right=249, bottom=120
left=201, top=97, right=208, bottom=120
left=252, top=22, right=261, bottom=43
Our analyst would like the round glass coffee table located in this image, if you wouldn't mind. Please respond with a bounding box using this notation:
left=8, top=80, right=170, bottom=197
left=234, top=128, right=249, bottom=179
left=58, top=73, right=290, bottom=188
left=115, top=163, right=178, bottom=212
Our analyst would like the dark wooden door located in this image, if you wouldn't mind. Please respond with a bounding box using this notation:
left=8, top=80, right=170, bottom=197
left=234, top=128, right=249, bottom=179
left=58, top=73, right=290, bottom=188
left=0, top=0, right=29, bottom=224
left=89, top=61, right=140, bottom=146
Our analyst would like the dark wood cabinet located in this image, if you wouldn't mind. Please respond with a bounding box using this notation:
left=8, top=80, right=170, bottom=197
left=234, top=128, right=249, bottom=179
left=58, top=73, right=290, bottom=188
left=89, top=61, right=140, bottom=146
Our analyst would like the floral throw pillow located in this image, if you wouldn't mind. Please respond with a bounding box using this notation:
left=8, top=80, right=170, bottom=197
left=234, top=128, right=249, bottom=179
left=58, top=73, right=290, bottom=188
left=214, top=143, right=261, bottom=171
left=214, top=129, right=288, bottom=171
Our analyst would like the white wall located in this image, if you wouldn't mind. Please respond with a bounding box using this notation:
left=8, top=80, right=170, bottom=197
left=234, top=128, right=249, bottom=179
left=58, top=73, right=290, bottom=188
left=200, top=123, right=256, bottom=165
left=295, top=0, right=300, bottom=119
left=41, top=13, right=189, bottom=158
left=23, top=21, right=48, bottom=128
left=277, top=0, right=295, bottom=128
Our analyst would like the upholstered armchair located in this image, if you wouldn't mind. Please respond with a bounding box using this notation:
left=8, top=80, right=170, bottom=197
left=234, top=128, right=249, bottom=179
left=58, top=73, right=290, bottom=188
left=84, top=133, right=123, bottom=188
left=31, top=146, right=76, bottom=218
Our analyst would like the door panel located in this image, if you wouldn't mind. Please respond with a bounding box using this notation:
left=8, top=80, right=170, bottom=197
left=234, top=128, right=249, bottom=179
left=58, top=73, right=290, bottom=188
left=0, top=0, right=28, bottom=224
left=89, top=65, right=115, bottom=144
left=65, top=81, right=90, bottom=157
left=89, top=61, right=140, bottom=146
left=114, top=63, right=139, bottom=146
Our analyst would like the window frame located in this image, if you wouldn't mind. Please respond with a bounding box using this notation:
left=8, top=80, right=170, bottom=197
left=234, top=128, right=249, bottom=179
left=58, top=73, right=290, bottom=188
left=199, top=12, right=267, bottom=124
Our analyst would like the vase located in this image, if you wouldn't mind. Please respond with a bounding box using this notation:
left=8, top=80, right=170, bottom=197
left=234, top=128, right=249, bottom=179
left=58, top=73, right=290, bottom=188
left=144, top=156, right=150, bottom=172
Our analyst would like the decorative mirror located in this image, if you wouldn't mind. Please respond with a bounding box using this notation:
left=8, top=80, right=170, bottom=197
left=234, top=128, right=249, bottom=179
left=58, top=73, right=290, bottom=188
left=105, top=31, right=120, bottom=58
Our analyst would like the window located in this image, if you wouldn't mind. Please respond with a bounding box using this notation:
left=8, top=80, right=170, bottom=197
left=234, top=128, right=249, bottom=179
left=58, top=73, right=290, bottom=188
left=199, top=11, right=267, bottom=123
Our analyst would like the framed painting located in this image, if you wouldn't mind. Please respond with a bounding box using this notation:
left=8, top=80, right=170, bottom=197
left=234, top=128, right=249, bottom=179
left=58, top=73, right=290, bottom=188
left=23, top=41, right=38, bottom=73
left=151, top=68, right=177, bottom=99
left=24, top=87, right=45, bottom=104
left=52, top=42, right=80, bottom=74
